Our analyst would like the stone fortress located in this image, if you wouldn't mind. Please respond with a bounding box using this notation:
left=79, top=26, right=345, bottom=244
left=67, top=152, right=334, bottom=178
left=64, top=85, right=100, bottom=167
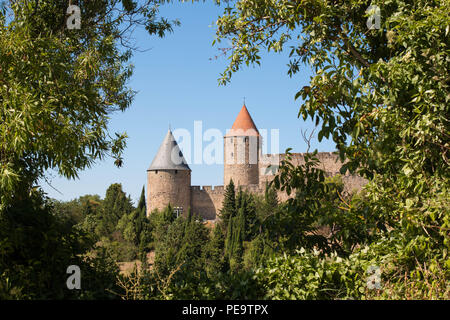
left=146, top=105, right=366, bottom=220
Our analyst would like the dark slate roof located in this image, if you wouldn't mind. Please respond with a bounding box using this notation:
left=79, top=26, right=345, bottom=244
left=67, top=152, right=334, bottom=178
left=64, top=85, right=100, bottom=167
left=148, top=130, right=191, bottom=171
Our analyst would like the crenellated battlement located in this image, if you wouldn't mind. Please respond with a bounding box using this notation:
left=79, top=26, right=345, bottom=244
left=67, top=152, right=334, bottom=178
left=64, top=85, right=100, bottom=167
left=191, top=185, right=225, bottom=193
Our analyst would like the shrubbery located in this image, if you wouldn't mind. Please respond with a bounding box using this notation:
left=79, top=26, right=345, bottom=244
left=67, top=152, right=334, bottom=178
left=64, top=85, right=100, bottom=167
left=0, top=190, right=121, bottom=299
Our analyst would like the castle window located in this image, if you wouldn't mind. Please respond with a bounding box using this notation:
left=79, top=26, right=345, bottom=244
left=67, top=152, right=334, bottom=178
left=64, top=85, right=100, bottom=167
left=155, top=170, right=158, bottom=174
left=173, top=206, right=183, bottom=218
left=175, top=170, right=178, bottom=174
left=230, top=137, right=233, bottom=143
left=231, top=152, right=234, bottom=158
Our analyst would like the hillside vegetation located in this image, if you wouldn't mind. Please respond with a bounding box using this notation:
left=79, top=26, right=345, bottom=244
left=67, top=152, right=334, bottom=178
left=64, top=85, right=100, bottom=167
left=1, top=0, right=448, bottom=299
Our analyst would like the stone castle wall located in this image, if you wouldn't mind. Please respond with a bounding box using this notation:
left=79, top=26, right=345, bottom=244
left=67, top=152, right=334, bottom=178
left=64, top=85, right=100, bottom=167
left=223, top=135, right=260, bottom=186
left=341, top=175, right=368, bottom=194
left=258, top=152, right=364, bottom=184
left=191, top=185, right=225, bottom=220
left=146, top=169, right=191, bottom=217
left=190, top=152, right=367, bottom=220
left=190, top=184, right=265, bottom=221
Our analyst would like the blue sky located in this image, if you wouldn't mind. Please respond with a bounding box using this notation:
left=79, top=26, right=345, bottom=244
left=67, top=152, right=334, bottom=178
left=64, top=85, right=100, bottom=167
left=42, top=1, right=336, bottom=204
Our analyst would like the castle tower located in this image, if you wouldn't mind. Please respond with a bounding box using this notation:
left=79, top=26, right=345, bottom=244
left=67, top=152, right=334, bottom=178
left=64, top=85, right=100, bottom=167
left=146, top=129, right=191, bottom=217
left=224, top=104, right=261, bottom=186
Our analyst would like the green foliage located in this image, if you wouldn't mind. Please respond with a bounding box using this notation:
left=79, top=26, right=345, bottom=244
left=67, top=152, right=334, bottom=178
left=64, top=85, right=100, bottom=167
left=203, top=225, right=228, bottom=277
left=60, top=183, right=151, bottom=263
left=256, top=183, right=279, bottom=221
left=98, top=183, right=133, bottom=237
left=215, top=1, right=448, bottom=184
left=100, top=236, right=137, bottom=263
left=50, top=195, right=102, bottom=227
left=0, top=0, right=179, bottom=210
left=0, top=190, right=120, bottom=299
left=225, top=207, right=245, bottom=271
left=2, top=0, right=448, bottom=300
left=116, top=186, right=149, bottom=251
left=153, top=213, right=210, bottom=278
left=242, top=235, right=273, bottom=271
left=265, top=151, right=363, bottom=254
left=111, top=0, right=449, bottom=299
left=149, top=205, right=176, bottom=247
left=214, top=0, right=450, bottom=300
left=256, top=227, right=449, bottom=300
left=0, top=0, right=179, bottom=300
left=131, top=202, right=266, bottom=300
left=218, top=179, right=236, bottom=229
left=135, top=187, right=150, bottom=249
left=236, top=188, right=258, bottom=241
left=256, top=248, right=367, bottom=300
left=133, top=265, right=264, bottom=300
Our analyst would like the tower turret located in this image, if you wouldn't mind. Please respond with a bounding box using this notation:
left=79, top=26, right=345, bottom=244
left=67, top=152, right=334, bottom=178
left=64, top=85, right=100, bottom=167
left=146, top=129, right=191, bottom=217
left=224, top=104, right=261, bottom=186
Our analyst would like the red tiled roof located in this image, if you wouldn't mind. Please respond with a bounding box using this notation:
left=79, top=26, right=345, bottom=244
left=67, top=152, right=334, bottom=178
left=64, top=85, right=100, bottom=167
left=226, top=105, right=259, bottom=136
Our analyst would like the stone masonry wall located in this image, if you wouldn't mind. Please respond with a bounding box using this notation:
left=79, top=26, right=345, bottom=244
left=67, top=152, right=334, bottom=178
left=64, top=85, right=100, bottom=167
left=184, top=152, right=367, bottom=221
left=342, top=175, right=368, bottom=194
left=191, top=186, right=225, bottom=220
left=259, top=152, right=366, bottom=186
left=147, top=170, right=191, bottom=217
left=224, top=135, right=260, bottom=186
left=191, top=184, right=266, bottom=221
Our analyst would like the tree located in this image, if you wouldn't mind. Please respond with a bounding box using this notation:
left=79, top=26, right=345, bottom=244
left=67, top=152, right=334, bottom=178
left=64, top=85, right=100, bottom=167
left=242, top=234, right=273, bottom=270
left=150, top=205, right=176, bottom=247
left=98, top=183, right=133, bottom=238
left=235, top=188, right=257, bottom=241
left=203, top=224, right=228, bottom=277
left=0, top=190, right=120, bottom=299
left=154, top=214, right=209, bottom=278
left=215, top=0, right=448, bottom=184
left=117, top=186, right=147, bottom=246
left=214, top=0, right=449, bottom=298
left=0, top=0, right=179, bottom=210
left=134, top=186, right=151, bottom=258
left=178, top=213, right=210, bottom=271
left=263, top=183, right=278, bottom=214
left=254, top=183, right=278, bottom=232
left=51, top=194, right=102, bottom=233
left=218, top=179, right=236, bottom=230
left=224, top=214, right=234, bottom=260
left=80, top=195, right=103, bottom=217
left=225, top=207, right=245, bottom=271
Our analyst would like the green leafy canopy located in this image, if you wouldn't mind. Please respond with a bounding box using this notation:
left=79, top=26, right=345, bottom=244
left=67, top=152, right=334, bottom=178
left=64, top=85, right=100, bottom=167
left=0, top=0, right=179, bottom=209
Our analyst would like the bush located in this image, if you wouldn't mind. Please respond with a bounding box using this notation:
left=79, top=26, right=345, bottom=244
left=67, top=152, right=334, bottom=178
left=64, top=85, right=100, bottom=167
left=0, top=191, right=121, bottom=299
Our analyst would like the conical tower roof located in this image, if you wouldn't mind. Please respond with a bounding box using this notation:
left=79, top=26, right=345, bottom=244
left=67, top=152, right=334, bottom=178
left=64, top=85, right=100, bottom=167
left=148, top=129, right=191, bottom=171
left=225, top=104, right=260, bottom=137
